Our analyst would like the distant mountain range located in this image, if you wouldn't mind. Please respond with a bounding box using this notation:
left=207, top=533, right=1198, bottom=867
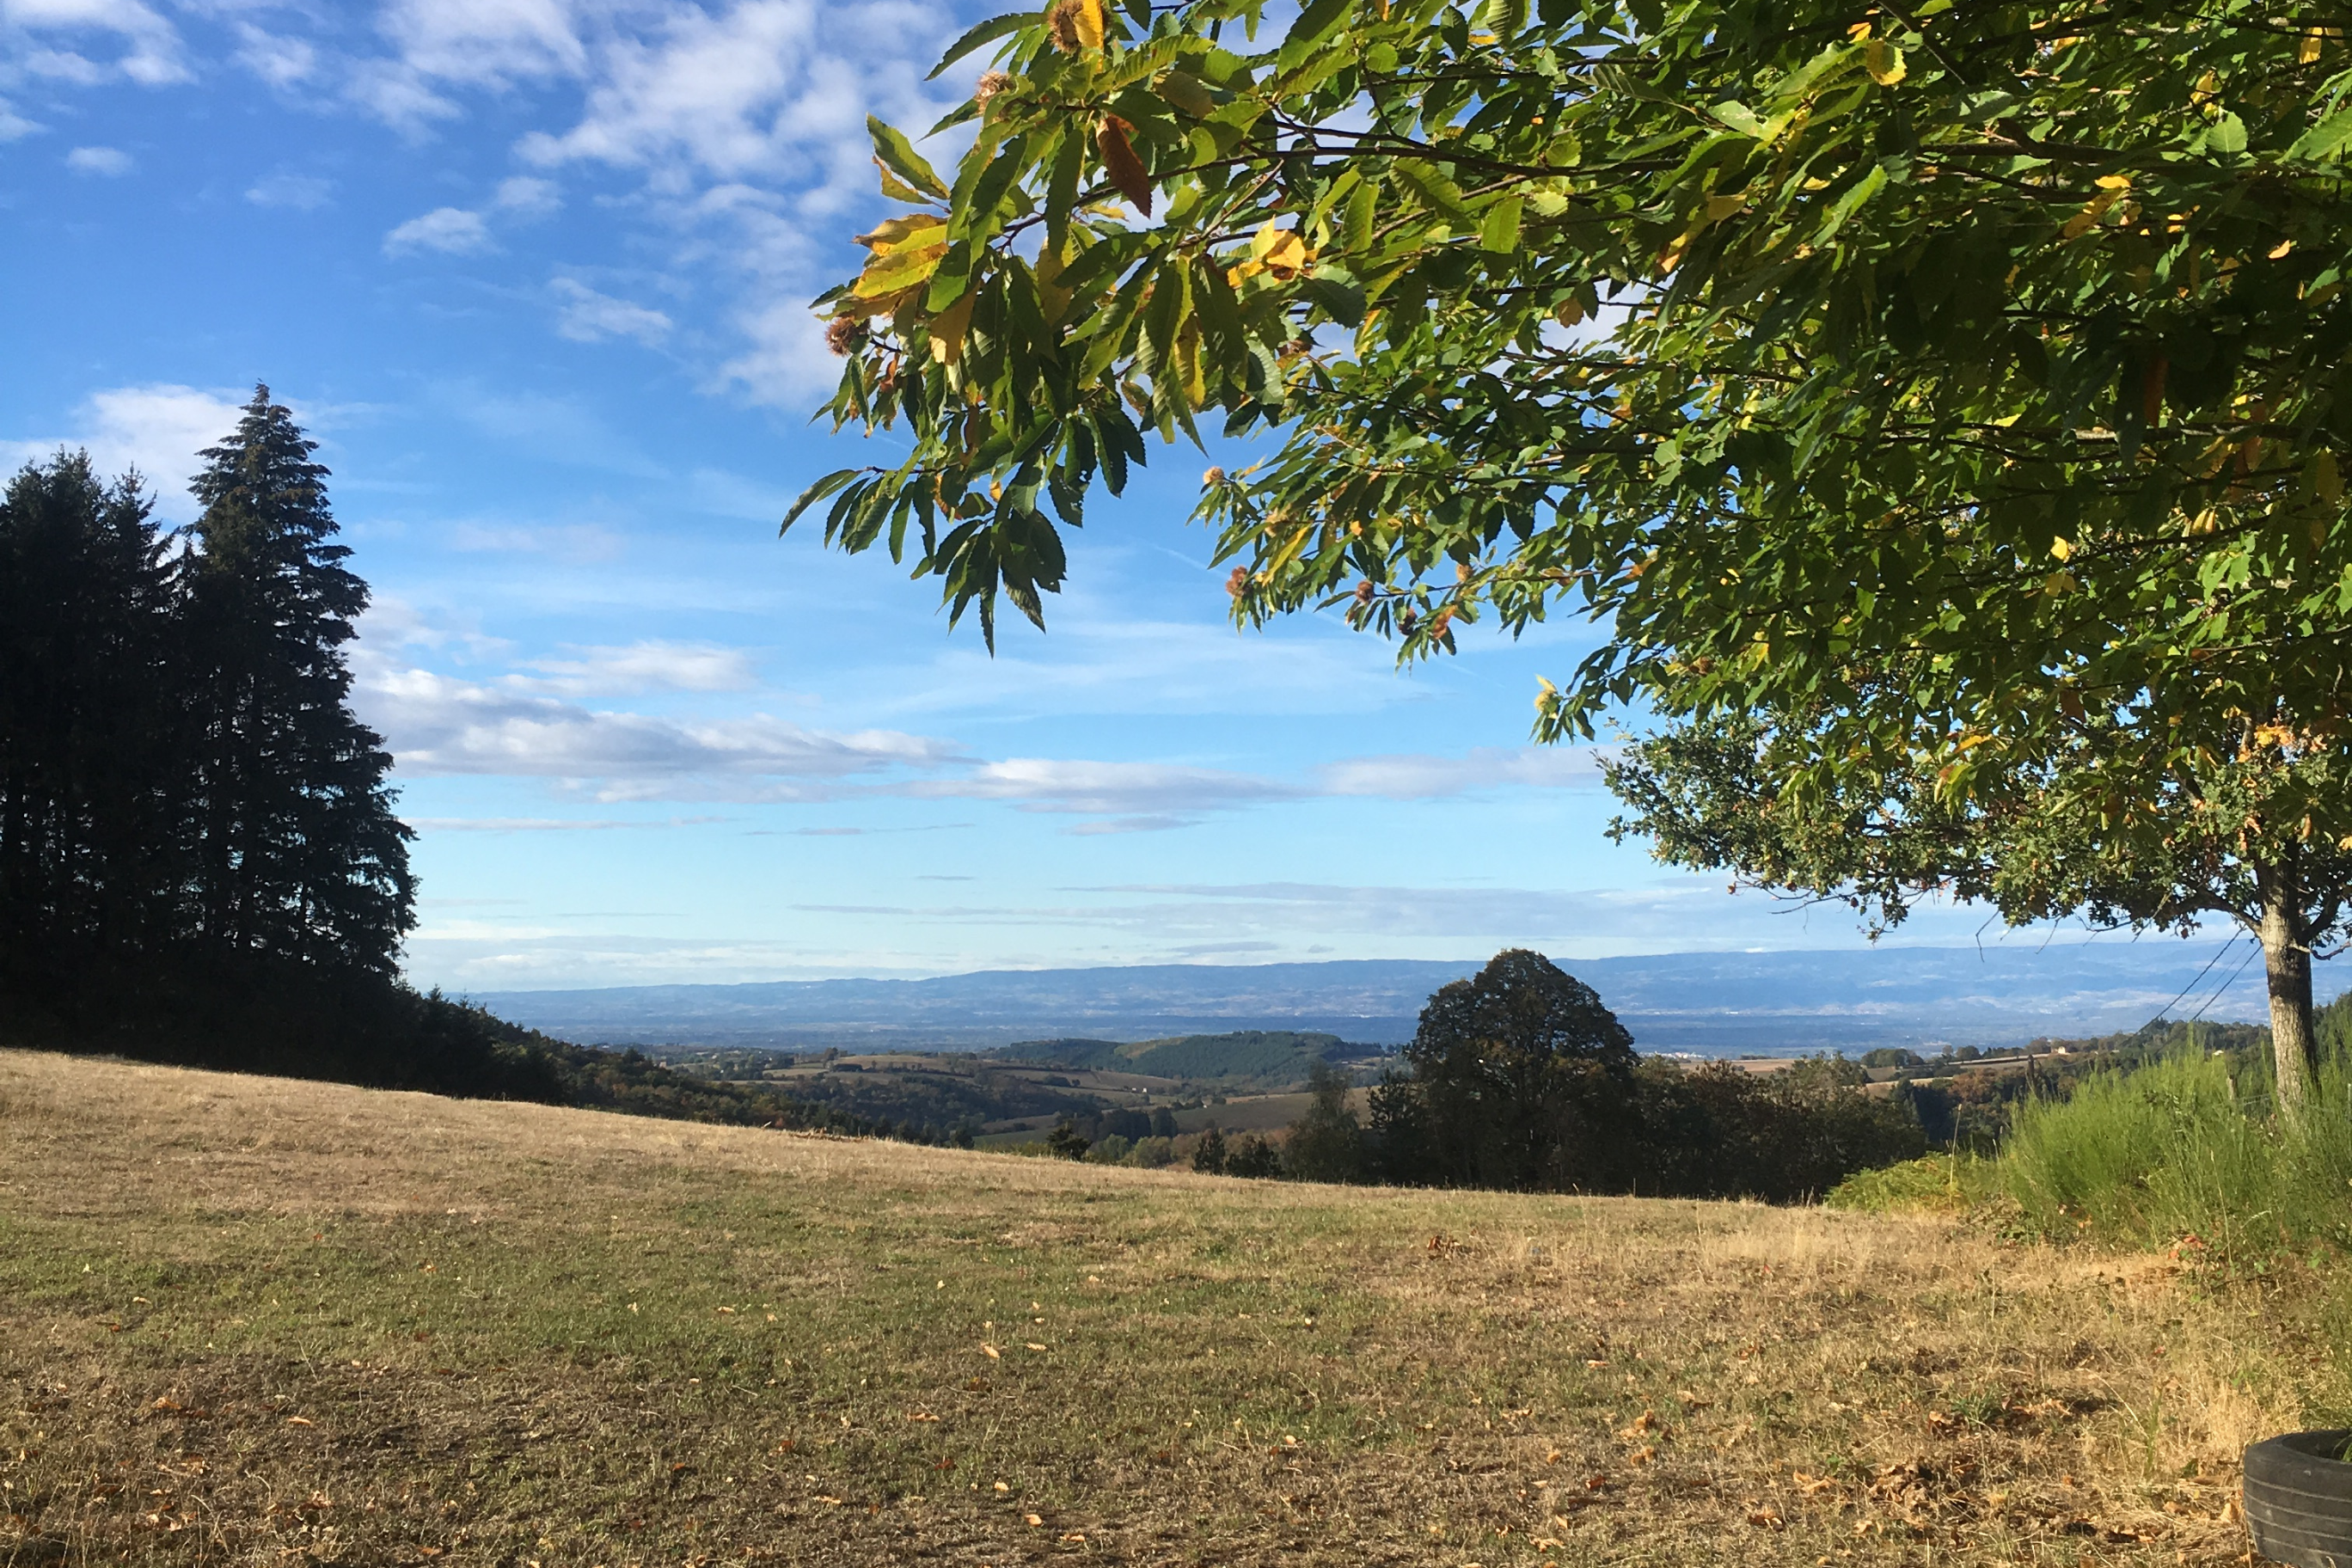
left=473, top=940, right=2327, bottom=1056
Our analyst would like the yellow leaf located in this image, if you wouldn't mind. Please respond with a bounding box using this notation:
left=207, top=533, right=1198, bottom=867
left=2302, top=26, right=2327, bottom=63
left=854, top=215, right=946, bottom=253
left=2095, top=173, right=2133, bottom=192
left=1074, top=0, right=1105, bottom=46
left=2049, top=536, right=2073, bottom=561
left=1255, top=228, right=1309, bottom=279
left=1025, top=1512, right=1044, bottom=1526
left=1846, top=21, right=1871, bottom=40
left=2307, top=448, right=2343, bottom=503
left=852, top=242, right=946, bottom=298
left=2061, top=192, right=2118, bottom=240
left=928, top=291, right=976, bottom=365
left=1177, top=315, right=1204, bottom=409
left=1864, top=40, right=1905, bottom=86
left=1705, top=193, right=1746, bottom=222
left=982, top=1343, right=1001, bottom=1359
left=875, top=161, right=929, bottom=204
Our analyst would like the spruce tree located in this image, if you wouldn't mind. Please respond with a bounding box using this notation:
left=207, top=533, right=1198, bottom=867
left=180, top=386, right=413, bottom=976
left=0, top=452, right=176, bottom=995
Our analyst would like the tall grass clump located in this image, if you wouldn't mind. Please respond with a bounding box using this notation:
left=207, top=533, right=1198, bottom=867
left=1999, top=1040, right=2352, bottom=1257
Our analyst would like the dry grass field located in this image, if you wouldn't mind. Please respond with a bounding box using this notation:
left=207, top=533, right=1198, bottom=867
left=0, top=1050, right=2337, bottom=1567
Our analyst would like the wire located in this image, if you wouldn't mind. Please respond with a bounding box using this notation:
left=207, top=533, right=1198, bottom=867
left=2187, top=940, right=2263, bottom=1026
left=2147, top=934, right=2239, bottom=1030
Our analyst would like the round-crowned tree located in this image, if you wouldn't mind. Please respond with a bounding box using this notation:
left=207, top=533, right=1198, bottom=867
left=1371, top=950, right=1637, bottom=1191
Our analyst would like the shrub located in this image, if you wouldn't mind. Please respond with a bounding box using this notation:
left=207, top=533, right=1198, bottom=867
left=1981, top=1035, right=2352, bottom=1257
left=1224, top=1134, right=1284, bottom=1179
left=1191, top=1127, right=1228, bottom=1173
left=1825, top=1154, right=1994, bottom=1215
left=1283, top=1061, right=1365, bottom=1183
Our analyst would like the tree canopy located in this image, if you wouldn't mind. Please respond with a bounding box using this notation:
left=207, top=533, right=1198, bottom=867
left=800, top=0, right=2352, bottom=732
left=0, top=389, right=413, bottom=1033
left=796, top=0, right=2352, bottom=1106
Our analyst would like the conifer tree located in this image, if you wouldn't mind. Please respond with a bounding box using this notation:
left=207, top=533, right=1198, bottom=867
left=180, top=386, right=413, bottom=976
left=0, top=453, right=175, bottom=987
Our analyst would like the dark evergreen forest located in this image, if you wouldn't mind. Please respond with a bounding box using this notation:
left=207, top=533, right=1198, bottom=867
left=0, top=389, right=420, bottom=1063
left=0, top=387, right=898, bottom=1137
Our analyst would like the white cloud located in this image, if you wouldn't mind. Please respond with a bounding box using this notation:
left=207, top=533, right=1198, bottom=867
left=64, top=143, right=129, bottom=175
left=716, top=296, right=837, bottom=402
left=376, top=0, right=585, bottom=89
left=382, top=179, right=555, bottom=259
left=512, top=640, right=758, bottom=696
left=384, top=205, right=493, bottom=254
left=494, top=174, right=560, bottom=215
left=233, top=22, right=315, bottom=88
left=448, top=520, right=627, bottom=560
left=1, top=0, right=189, bottom=85
left=516, top=1, right=819, bottom=178
left=408, top=816, right=725, bottom=832
left=908, top=759, right=1307, bottom=824
left=553, top=278, right=671, bottom=346
left=354, top=660, right=963, bottom=797
left=0, top=96, right=39, bottom=139
left=247, top=171, right=333, bottom=210
left=0, top=383, right=245, bottom=518
left=1317, top=746, right=1609, bottom=799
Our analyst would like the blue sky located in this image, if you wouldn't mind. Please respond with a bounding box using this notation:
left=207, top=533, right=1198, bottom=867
left=0, top=0, right=2060, bottom=990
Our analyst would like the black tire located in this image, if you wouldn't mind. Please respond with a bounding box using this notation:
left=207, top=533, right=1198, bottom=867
left=2247, top=1430, right=2352, bottom=1567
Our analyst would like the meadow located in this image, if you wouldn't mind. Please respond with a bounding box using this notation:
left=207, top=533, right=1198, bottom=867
left=0, top=1050, right=2332, bottom=1566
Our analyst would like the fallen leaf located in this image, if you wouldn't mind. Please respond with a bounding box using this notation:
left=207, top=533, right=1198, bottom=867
left=1025, top=1512, right=1044, bottom=1526
left=285, top=1417, right=314, bottom=1427
left=982, top=1344, right=1001, bottom=1359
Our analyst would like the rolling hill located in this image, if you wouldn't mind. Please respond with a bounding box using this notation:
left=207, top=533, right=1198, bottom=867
left=472, top=940, right=2335, bottom=1056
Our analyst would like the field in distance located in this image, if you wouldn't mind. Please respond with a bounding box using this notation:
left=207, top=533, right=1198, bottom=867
left=658, top=1029, right=1380, bottom=1142
left=0, top=1051, right=2307, bottom=1565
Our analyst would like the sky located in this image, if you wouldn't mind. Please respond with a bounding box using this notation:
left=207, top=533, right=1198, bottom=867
left=0, top=0, right=2120, bottom=991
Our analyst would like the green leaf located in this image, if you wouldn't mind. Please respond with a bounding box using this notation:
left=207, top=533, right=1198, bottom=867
left=2290, top=105, right=2352, bottom=161
left=930, top=10, right=1034, bottom=79
left=1479, top=194, right=1523, bottom=254
left=1276, top=0, right=1352, bottom=72
left=867, top=115, right=949, bottom=199
left=1344, top=175, right=1376, bottom=253
left=781, top=469, right=861, bottom=535
left=2206, top=110, right=2247, bottom=156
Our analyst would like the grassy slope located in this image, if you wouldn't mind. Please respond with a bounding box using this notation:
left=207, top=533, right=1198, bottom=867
left=0, top=1054, right=2323, bottom=1567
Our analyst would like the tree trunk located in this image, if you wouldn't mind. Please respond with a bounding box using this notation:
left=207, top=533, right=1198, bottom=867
left=2256, top=867, right=2319, bottom=1118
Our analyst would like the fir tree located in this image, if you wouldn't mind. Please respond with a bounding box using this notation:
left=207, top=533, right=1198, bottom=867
left=0, top=453, right=175, bottom=987
left=180, top=386, right=413, bottom=975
